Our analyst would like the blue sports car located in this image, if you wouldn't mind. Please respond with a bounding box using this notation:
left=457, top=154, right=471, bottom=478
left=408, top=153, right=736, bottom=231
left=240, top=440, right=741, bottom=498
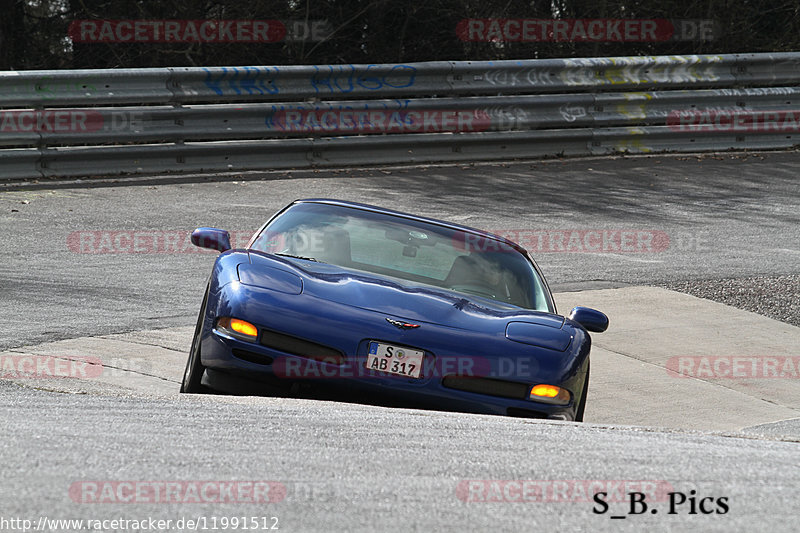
left=181, top=199, right=608, bottom=421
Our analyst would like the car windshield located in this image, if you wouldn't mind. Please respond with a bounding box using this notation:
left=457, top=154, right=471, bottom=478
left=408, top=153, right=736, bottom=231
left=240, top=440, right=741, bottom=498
left=250, top=202, right=550, bottom=312
left=251, top=203, right=550, bottom=312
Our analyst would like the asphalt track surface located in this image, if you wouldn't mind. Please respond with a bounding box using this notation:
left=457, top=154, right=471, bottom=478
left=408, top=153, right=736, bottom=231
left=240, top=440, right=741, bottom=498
left=1, top=151, right=799, bottom=532
left=2, top=151, right=799, bottom=351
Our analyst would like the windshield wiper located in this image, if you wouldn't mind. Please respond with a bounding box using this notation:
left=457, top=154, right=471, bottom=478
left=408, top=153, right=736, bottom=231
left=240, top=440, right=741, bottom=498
left=274, top=253, right=319, bottom=262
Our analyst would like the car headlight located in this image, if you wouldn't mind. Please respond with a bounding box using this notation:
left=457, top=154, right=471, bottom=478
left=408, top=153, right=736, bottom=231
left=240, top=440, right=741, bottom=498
left=217, top=317, right=259, bottom=342
left=529, top=384, right=571, bottom=405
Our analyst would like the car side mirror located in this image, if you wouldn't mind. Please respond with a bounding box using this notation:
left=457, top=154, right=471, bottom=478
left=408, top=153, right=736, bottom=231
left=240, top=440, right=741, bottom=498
left=568, top=306, right=609, bottom=333
left=191, top=227, right=232, bottom=252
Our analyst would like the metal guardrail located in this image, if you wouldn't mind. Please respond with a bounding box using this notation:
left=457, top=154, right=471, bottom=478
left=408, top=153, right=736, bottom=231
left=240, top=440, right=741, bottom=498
left=1, top=52, right=800, bottom=179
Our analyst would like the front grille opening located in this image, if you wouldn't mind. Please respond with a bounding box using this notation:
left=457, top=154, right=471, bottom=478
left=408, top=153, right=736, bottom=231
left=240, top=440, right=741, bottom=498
left=507, top=407, right=548, bottom=419
left=260, top=329, right=345, bottom=365
left=231, top=349, right=274, bottom=366
left=442, top=375, right=529, bottom=400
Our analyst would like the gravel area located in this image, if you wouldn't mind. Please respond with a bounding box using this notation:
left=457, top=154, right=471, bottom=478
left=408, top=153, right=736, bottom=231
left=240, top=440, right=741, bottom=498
left=659, top=274, right=800, bottom=328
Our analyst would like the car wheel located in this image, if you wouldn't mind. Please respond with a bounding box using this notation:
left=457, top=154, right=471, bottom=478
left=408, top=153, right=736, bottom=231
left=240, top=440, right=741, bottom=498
left=574, top=359, right=590, bottom=422
left=180, top=285, right=210, bottom=394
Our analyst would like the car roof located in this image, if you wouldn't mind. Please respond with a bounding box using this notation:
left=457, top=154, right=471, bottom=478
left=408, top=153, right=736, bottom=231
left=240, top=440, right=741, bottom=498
left=293, top=198, right=525, bottom=252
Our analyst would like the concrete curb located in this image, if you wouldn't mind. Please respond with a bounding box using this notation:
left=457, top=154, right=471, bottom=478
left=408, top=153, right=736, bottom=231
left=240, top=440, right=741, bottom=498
left=2, top=286, right=798, bottom=434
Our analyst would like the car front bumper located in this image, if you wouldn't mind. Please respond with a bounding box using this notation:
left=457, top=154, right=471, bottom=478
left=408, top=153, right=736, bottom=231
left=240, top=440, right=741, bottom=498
left=199, top=326, right=583, bottom=421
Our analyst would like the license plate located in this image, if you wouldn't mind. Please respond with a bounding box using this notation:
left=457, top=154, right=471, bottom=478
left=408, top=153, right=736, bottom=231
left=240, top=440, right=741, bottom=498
left=366, top=342, right=424, bottom=379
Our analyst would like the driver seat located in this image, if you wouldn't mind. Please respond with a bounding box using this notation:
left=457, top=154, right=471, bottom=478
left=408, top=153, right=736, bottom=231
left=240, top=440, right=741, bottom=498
left=444, top=255, right=490, bottom=289
left=319, top=228, right=352, bottom=266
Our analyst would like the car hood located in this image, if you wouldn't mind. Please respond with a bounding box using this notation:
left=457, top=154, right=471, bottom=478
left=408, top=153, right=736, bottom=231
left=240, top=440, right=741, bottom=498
left=245, top=251, right=569, bottom=339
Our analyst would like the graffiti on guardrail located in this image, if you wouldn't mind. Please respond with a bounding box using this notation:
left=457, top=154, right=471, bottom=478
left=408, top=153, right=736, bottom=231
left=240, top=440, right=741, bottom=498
left=202, top=67, right=281, bottom=96
left=470, top=56, right=726, bottom=89
left=199, top=64, right=417, bottom=97
left=559, top=105, right=587, bottom=122
left=481, top=105, right=533, bottom=129
left=310, top=64, right=417, bottom=94
left=2, top=53, right=800, bottom=179
left=478, top=69, right=555, bottom=87
left=457, top=19, right=716, bottom=43
left=714, top=87, right=798, bottom=97
left=562, top=58, right=723, bottom=87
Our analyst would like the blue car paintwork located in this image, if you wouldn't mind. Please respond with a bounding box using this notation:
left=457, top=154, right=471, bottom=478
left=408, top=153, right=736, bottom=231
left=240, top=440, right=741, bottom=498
left=188, top=199, right=605, bottom=421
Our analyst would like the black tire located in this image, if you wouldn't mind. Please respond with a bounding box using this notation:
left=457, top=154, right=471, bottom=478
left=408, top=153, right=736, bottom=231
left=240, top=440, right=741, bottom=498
left=180, top=285, right=210, bottom=394
left=574, top=359, right=590, bottom=422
